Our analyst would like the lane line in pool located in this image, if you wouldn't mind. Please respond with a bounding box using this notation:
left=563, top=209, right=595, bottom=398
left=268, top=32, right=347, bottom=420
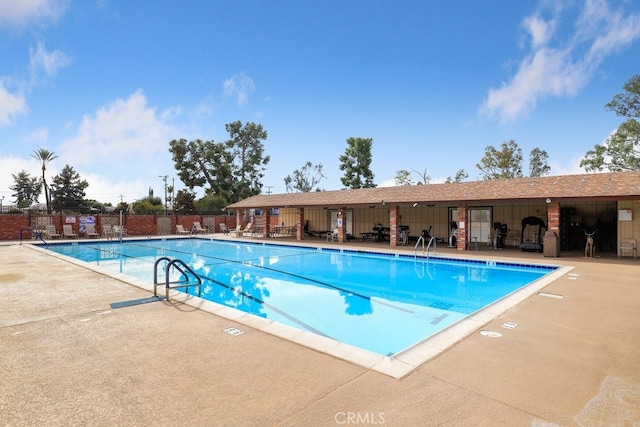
left=128, top=241, right=416, bottom=315
left=75, top=243, right=334, bottom=337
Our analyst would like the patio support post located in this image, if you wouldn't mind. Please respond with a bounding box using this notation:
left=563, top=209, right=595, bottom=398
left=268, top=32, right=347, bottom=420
left=389, top=205, right=399, bottom=247
left=236, top=210, right=243, bottom=236
left=338, top=207, right=347, bottom=242
left=264, top=207, right=271, bottom=238
left=296, top=208, right=304, bottom=240
left=457, top=205, right=469, bottom=251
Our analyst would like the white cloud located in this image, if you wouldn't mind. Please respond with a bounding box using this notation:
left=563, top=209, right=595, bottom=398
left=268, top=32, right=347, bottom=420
left=29, top=42, right=71, bottom=78
left=222, top=72, right=255, bottom=107
left=0, top=0, right=69, bottom=28
left=480, top=0, right=640, bottom=124
left=0, top=81, right=28, bottom=126
left=58, top=90, right=175, bottom=167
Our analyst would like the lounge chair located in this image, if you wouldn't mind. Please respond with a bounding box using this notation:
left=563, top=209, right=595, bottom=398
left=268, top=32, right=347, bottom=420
left=84, top=224, right=99, bottom=238
left=192, top=221, right=208, bottom=234
left=63, top=224, right=78, bottom=238
left=236, top=222, right=253, bottom=236
left=176, top=224, right=191, bottom=235
left=44, top=224, right=62, bottom=239
left=219, top=223, right=230, bottom=234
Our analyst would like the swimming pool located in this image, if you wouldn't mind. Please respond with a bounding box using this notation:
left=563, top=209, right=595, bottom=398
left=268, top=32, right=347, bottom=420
left=45, top=238, right=558, bottom=358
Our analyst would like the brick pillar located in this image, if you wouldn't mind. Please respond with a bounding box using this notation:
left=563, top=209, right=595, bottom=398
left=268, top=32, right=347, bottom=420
left=547, top=201, right=560, bottom=235
left=264, top=207, right=271, bottom=238
left=389, top=205, right=399, bottom=247
left=296, top=208, right=304, bottom=240
left=456, top=205, right=468, bottom=250
left=337, top=207, right=346, bottom=243
left=236, top=210, right=243, bottom=236
left=545, top=201, right=561, bottom=256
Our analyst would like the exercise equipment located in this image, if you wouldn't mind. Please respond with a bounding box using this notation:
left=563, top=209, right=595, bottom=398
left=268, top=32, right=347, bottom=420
left=519, top=217, right=547, bottom=252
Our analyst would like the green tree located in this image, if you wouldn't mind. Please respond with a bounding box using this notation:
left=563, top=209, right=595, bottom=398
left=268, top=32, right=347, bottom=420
left=529, top=147, right=551, bottom=177
left=31, top=148, right=58, bottom=214
left=284, top=161, right=326, bottom=192
left=169, top=138, right=235, bottom=201
left=195, top=193, right=227, bottom=214
left=339, top=137, right=376, bottom=189
left=580, top=74, right=640, bottom=172
left=131, top=200, right=164, bottom=215
left=225, top=120, right=270, bottom=200
left=394, top=169, right=414, bottom=186
left=477, top=140, right=523, bottom=180
left=10, top=170, right=41, bottom=208
left=131, top=189, right=163, bottom=214
left=173, top=189, right=196, bottom=214
left=445, top=169, right=469, bottom=183
left=50, top=164, right=89, bottom=211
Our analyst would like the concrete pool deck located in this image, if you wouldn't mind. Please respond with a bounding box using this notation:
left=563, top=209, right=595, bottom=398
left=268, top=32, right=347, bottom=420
left=1, top=236, right=639, bottom=426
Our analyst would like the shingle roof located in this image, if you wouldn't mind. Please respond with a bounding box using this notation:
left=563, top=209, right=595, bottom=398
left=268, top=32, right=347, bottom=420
left=227, top=171, right=640, bottom=209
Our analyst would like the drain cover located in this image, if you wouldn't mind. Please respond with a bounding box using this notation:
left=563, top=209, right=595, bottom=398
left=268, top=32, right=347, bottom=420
left=223, top=327, right=244, bottom=336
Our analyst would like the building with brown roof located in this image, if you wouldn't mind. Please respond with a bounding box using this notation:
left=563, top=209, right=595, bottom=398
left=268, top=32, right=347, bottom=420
left=227, top=171, right=640, bottom=256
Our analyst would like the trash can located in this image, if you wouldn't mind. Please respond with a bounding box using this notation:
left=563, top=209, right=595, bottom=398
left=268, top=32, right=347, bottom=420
left=543, top=231, right=559, bottom=257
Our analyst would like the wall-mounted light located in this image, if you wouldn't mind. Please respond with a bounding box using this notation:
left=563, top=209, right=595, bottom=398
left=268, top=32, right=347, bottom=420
left=381, top=200, right=386, bottom=205
left=412, top=202, right=418, bottom=207
left=545, top=198, right=552, bottom=204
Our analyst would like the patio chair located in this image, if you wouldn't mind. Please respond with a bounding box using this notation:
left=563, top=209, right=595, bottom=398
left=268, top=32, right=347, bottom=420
left=219, top=223, right=230, bottom=234
left=618, top=238, right=637, bottom=259
left=176, top=224, right=191, bottom=235
left=102, top=225, right=114, bottom=239
left=327, top=228, right=339, bottom=242
left=236, top=222, right=253, bottom=236
left=44, top=224, right=62, bottom=239
left=84, top=224, right=99, bottom=238
left=62, top=224, right=78, bottom=238
left=112, top=225, right=128, bottom=237
left=192, top=221, right=208, bottom=234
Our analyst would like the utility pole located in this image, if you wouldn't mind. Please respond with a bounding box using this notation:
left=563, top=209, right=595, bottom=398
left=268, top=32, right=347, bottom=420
left=159, top=175, right=168, bottom=214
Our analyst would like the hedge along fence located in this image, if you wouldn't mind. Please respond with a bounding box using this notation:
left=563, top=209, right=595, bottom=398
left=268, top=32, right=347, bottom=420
left=0, top=212, right=245, bottom=241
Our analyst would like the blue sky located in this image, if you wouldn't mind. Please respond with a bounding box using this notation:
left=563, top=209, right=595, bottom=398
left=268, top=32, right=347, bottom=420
left=1, top=0, right=639, bottom=206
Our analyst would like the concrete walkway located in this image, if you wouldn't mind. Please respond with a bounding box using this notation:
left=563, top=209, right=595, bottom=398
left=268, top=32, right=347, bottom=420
left=1, top=238, right=639, bottom=426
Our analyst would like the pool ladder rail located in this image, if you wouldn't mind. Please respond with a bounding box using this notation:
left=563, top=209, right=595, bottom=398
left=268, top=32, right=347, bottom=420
left=153, top=257, right=202, bottom=302
left=414, top=235, right=437, bottom=258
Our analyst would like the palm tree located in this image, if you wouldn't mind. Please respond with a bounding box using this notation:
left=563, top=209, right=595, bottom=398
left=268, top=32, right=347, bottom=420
left=31, top=149, right=58, bottom=214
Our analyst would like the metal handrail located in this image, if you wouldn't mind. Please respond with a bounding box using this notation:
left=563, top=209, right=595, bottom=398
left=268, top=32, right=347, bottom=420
left=19, top=227, right=48, bottom=246
left=414, top=235, right=437, bottom=258
left=153, top=257, right=202, bottom=301
left=414, top=235, right=425, bottom=256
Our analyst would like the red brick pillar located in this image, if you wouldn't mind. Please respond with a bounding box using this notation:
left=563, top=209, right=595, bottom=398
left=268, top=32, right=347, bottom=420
left=546, top=201, right=560, bottom=235
left=389, top=205, right=399, bottom=247
left=545, top=201, right=561, bottom=256
left=337, top=207, right=346, bottom=243
left=236, top=210, right=243, bottom=236
left=264, top=207, right=271, bottom=238
left=296, top=208, right=304, bottom=240
left=456, top=205, right=468, bottom=251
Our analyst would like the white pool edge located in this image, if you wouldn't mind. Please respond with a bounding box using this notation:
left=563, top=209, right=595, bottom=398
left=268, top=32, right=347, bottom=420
left=28, top=243, right=574, bottom=379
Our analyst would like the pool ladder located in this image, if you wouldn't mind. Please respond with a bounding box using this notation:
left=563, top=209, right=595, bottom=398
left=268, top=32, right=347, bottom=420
left=414, top=236, right=437, bottom=258
left=153, top=257, right=202, bottom=302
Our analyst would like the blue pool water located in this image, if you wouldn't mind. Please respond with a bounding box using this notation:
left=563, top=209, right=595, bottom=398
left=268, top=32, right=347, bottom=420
left=46, top=238, right=556, bottom=356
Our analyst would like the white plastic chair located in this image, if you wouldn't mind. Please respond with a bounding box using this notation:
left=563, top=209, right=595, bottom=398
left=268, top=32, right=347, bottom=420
left=618, top=238, right=637, bottom=259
